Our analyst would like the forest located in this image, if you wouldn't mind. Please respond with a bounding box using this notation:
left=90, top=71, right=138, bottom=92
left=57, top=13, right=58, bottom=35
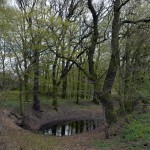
left=0, top=0, right=150, bottom=150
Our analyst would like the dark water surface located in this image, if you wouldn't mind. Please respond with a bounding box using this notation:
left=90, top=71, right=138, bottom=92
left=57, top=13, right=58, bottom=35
left=40, top=119, right=101, bottom=136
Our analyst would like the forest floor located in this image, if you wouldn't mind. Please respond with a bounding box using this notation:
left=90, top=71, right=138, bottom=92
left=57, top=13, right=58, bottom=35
left=20, top=101, right=104, bottom=131
left=0, top=97, right=150, bottom=150
left=2, top=108, right=150, bottom=150
left=0, top=106, right=124, bottom=150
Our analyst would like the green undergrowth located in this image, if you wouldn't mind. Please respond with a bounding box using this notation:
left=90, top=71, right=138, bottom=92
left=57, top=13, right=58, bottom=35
left=0, top=91, right=19, bottom=109
left=91, top=140, right=116, bottom=149
left=91, top=111, right=150, bottom=150
left=120, top=111, right=150, bottom=149
left=0, top=91, right=99, bottom=111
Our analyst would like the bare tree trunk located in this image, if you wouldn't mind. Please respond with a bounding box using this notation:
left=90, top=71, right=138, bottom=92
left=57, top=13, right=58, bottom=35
left=52, top=56, right=58, bottom=110
left=24, top=73, right=29, bottom=101
left=61, top=76, right=67, bottom=99
left=2, top=53, right=5, bottom=89
left=61, top=59, right=68, bottom=99
left=52, top=84, right=58, bottom=110
left=87, top=0, right=99, bottom=104
left=19, top=78, right=24, bottom=116
left=33, top=50, right=40, bottom=111
left=15, top=61, right=24, bottom=116
left=76, top=68, right=81, bottom=104
left=23, top=50, right=29, bottom=102
left=1, top=40, right=6, bottom=90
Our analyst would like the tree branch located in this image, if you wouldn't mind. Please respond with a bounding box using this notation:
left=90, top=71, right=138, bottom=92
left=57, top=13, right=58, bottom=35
left=46, top=44, right=90, bottom=78
left=88, top=0, right=97, bottom=20
left=121, top=18, right=150, bottom=25
left=118, top=0, right=130, bottom=11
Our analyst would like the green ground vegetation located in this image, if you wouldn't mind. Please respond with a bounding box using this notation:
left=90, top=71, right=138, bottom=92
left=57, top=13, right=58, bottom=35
left=91, top=111, right=150, bottom=150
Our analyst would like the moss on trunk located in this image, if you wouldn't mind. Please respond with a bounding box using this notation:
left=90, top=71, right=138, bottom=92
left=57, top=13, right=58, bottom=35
left=102, top=94, right=117, bottom=125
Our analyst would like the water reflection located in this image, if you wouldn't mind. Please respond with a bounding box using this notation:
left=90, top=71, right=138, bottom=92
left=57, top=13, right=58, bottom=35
left=42, top=120, right=100, bottom=136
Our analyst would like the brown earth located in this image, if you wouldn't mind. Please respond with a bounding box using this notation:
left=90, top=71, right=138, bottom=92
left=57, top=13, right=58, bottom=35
left=18, top=103, right=104, bottom=131
left=0, top=104, right=128, bottom=150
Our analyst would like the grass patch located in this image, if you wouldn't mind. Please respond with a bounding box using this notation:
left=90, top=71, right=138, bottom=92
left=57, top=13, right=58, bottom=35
left=0, top=90, right=99, bottom=112
left=0, top=91, right=19, bottom=109
left=121, top=112, right=150, bottom=142
left=1, top=131, right=58, bottom=150
left=91, top=140, right=116, bottom=149
left=91, top=111, right=150, bottom=150
left=119, top=112, right=150, bottom=149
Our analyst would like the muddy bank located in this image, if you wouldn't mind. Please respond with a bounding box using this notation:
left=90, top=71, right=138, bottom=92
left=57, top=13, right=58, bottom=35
left=0, top=109, right=23, bottom=132
left=20, top=104, right=103, bottom=131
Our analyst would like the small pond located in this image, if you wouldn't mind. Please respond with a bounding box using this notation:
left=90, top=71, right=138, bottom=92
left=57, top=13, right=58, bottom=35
left=39, top=119, right=101, bottom=137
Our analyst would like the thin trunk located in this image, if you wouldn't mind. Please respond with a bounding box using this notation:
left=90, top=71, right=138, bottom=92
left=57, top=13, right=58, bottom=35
left=2, top=55, right=5, bottom=89
left=2, top=41, right=6, bottom=90
left=76, top=68, right=81, bottom=104
left=87, top=0, right=99, bottom=103
left=23, top=27, right=29, bottom=102
left=93, top=47, right=100, bottom=103
left=52, top=56, right=58, bottom=110
left=92, top=84, right=99, bottom=104
left=24, top=73, right=29, bottom=101
left=72, top=69, right=76, bottom=99
left=61, top=59, right=68, bottom=99
left=19, top=79, right=24, bottom=116
left=61, top=76, right=67, bottom=99
left=16, top=62, right=24, bottom=116
left=52, top=84, right=58, bottom=110
left=33, top=50, right=40, bottom=111
left=122, top=31, right=132, bottom=113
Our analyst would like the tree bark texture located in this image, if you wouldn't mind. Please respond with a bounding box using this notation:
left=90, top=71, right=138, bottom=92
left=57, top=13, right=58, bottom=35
left=33, top=49, right=40, bottom=111
left=100, top=0, right=121, bottom=124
